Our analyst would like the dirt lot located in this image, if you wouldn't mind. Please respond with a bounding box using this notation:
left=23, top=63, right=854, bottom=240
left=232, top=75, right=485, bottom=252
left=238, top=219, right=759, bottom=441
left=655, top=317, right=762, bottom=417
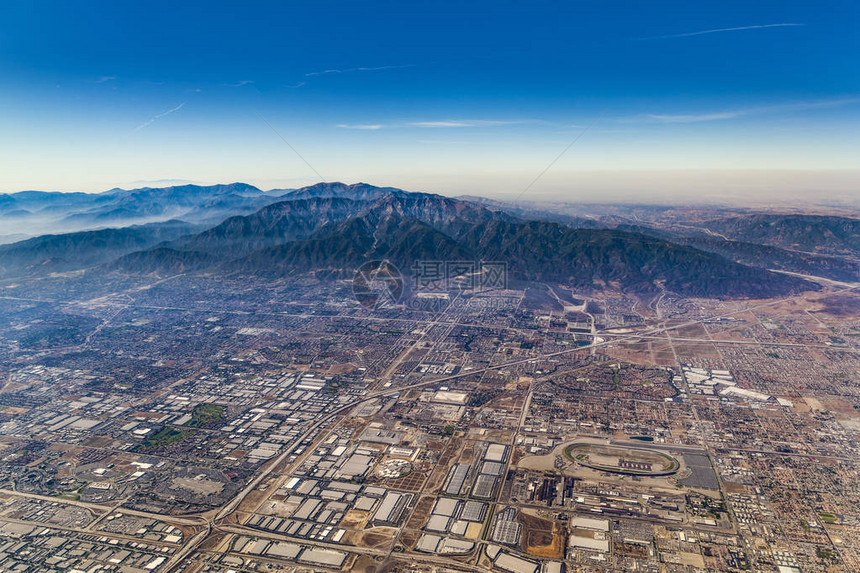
left=352, top=526, right=398, bottom=550
left=423, top=438, right=463, bottom=493
left=404, top=495, right=434, bottom=530
left=518, top=511, right=565, bottom=559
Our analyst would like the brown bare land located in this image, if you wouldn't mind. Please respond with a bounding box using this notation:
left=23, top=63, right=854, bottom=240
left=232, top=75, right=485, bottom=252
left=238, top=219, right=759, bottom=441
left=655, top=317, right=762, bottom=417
left=518, top=512, right=565, bottom=559
left=340, top=509, right=372, bottom=529
left=404, top=495, right=435, bottom=530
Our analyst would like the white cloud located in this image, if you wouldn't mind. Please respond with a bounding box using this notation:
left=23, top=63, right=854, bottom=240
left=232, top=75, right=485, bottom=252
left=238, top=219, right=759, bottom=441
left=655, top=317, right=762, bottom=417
left=305, top=69, right=342, bottom=77
left=132, top=102, right=186, bottom=132
left=94, top=76, right=116, bottom=83
left=644, top=111, right=745, bottom=123
left=638, top=97, right=860, bottom=123
left=223, top=80, right=254, bottom=87
left=408, top=121, right=476, bottom=128
left=334, top=118, right=541, bottom=130
left=354, top=65, right=414, bottom=72
left=305, top=64, right=413, bottom=77
left=643, top=23, right=803, bottom=40
left=407, top=119, right=523, bottom=128
left=336, top=124, right=384, bottom=130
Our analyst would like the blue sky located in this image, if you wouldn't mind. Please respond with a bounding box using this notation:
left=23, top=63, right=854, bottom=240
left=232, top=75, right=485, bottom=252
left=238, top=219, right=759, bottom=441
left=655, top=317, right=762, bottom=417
left=1, top=0, right=858, bottom=202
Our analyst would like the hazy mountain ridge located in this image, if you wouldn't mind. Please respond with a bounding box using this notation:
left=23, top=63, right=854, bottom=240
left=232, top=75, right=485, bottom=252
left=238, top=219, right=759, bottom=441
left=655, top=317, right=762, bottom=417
left=0, top=182, right=286, bottom=237
left=165, top=184, right=509, bottom=258
left=454, top=219, right=809, bottom=297
left=278, top=182, right=405, bottom=202
left=168, top=196, right=368, bottom=258
left=468, top=197, right=860, bottom=282
left=0, top=220, right=201, bottom=278
left=111, top=183, right=813, bottom=298
left=611, top=219, right=860, bottom=282
left=657, top=235, right=859, bottom=283
left=0, top=182, right=830, bottom=297
left=699, top=214, right=860, bottom=257
left=456, top=195, right=608, bottom=229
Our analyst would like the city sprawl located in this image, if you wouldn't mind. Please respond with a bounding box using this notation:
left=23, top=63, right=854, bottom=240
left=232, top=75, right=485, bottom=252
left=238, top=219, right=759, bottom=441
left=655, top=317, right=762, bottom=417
left=0, top=271, right=858, bottom=572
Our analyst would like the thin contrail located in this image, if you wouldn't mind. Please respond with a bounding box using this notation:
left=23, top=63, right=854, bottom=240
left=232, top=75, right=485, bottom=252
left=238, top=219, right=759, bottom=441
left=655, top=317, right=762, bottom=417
left=133, top=102, right=186, bottom=132
left=514, top=113, right=602, bottom=201
left=255, top=111, right=326, bottom=182
left=644, top=23, right=803, bottom=40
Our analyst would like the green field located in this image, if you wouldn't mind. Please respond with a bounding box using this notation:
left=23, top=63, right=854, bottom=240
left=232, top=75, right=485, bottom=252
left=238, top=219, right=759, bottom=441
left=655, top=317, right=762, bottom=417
left=138, top=426, right=193, bottom=451
left=189, top=403, right=226, bottom=427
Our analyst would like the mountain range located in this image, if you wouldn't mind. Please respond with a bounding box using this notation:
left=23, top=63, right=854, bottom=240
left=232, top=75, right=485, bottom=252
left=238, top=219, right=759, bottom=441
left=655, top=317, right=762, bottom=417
left=1, top=181, right=856, bottom=298
left=0, top=183, right=288, bottom=240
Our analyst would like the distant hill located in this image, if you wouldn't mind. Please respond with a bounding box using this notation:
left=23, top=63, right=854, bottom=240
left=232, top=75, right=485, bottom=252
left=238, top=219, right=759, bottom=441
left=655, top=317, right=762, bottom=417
left=456, top=195, right=607, bottom=229
left=700, top=214, right=860, bottom=257
left=672, top=237, right=860, bottom=283
left=0, top=183, right=285, bottom=237
left=0, top=220, right=200, bottom=278
left=614, top=218, right=860, bottom=282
